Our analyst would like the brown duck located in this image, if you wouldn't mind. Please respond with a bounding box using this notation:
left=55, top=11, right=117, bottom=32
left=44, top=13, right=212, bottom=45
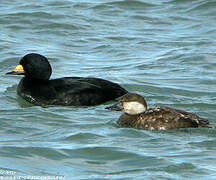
left=106, top=93, right=214, bottom=130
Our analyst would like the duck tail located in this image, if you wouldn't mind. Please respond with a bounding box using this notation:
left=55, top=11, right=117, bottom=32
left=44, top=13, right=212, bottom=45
left=204, top=124, right=215, bottom=128
left=198, top=118, right=214, bottom=128
left=199, top=123, right=215, bottom=129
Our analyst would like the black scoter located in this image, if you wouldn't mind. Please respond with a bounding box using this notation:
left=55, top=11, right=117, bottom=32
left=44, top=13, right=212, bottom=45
left=106, top=93, right=214, bottom=130
left=6, top=53, right=127, bottom=106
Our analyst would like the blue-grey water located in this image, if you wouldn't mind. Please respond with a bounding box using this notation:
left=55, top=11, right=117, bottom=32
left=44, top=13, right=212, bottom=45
left=1, top=0, right=216, bottom=179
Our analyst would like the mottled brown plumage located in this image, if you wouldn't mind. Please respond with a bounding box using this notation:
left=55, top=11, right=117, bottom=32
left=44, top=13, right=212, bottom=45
left=106, top=93, right=213, bottom=130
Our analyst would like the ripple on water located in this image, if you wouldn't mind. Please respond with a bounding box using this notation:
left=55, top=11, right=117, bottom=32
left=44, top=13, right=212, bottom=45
left=1, top=0, right=216, bottom=179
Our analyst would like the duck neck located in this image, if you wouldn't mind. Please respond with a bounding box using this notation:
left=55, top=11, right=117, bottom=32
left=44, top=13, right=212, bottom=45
left=23, top=76, right=49, bottom=83
left=118, top=113, right=139, bottom=128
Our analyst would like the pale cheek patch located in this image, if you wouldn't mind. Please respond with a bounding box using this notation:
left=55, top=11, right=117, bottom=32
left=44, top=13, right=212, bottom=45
left=123, top=101, right=146, bottom=115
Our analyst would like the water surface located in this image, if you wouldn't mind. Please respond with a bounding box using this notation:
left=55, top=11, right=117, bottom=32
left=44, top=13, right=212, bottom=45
left=1, top=0, right=216, bottom=179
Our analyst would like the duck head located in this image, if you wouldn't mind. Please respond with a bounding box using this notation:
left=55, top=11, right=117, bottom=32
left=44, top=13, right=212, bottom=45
left=106, top=93, right=147, bottom=115
left=6, top=53, right=52, bottom=80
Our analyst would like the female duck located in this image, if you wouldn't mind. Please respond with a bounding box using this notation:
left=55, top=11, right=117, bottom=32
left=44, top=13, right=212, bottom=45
left=106, top=93, right=213, bottom=130
left=6, top=53, right=127, bottom=106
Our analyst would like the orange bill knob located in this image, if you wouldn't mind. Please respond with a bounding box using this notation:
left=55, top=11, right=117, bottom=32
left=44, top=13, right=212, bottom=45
left=6, top=64, right=25, bottom=75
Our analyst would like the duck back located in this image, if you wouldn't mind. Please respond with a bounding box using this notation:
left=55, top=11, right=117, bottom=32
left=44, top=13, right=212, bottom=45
left=18, top=77, right=127, bottom=106
left=118, top=106, right=212, bottom=130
